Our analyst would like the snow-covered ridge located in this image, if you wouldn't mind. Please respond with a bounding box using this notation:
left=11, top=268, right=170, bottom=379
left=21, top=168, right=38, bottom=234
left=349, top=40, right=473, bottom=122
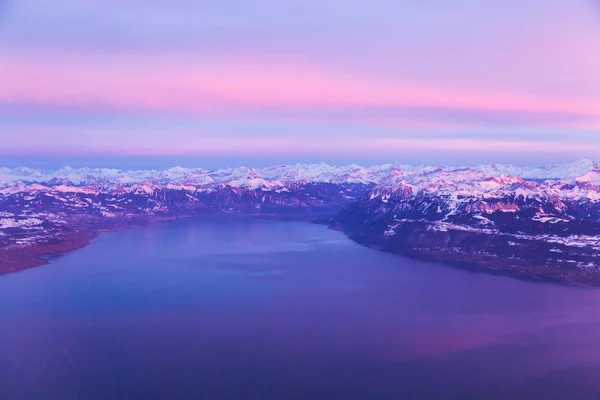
left=1, top=159, right=598, bottom=190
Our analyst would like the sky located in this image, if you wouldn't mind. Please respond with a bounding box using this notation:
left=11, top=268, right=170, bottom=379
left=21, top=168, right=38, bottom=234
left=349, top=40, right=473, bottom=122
left=0, top=0, right=599, bottom=168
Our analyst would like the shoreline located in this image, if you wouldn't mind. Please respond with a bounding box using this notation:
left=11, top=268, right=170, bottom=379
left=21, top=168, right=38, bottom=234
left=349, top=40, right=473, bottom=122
left=0, top=213, right=331, bottom=276
left=334, top=227, right=600, bottom=288
left=0, top=232, right=95, bottom=275
left=346, top=236, right=599, bottom=288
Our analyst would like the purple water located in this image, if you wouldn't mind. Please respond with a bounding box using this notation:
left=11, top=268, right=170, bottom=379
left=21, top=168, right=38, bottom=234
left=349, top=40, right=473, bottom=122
left=2, top=219, right=600, bottom=399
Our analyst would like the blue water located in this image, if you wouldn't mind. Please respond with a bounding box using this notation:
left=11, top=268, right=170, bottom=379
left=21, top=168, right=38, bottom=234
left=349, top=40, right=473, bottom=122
left=2, top=219, right=600, bottom=399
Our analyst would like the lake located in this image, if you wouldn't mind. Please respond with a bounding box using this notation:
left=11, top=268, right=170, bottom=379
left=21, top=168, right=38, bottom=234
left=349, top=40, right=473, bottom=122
left=2, top=218, right=600, bottom=399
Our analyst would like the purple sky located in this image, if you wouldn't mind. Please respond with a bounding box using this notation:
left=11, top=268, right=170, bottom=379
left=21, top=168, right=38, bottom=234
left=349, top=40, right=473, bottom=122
left=1, top=0, right=599, bottom=167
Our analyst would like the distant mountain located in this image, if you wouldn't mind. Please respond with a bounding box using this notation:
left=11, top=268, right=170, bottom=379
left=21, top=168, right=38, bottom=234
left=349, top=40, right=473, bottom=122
left=1, top=159, right=598, bottom=188
left=3, top=160, right=600, bottom=284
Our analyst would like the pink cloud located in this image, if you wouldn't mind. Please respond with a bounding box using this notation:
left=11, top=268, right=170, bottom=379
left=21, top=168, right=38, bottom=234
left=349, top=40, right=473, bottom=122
left=1, top=54, right=599, bottom=127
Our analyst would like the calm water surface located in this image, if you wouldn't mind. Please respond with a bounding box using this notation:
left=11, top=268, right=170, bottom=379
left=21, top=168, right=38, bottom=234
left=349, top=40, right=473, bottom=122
left=2, top=219, right=600, bottom=399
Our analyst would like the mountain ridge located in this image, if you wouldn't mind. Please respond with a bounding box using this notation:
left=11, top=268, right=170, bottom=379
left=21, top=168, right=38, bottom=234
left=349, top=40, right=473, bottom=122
left=1, top=158, right=598, bottom=188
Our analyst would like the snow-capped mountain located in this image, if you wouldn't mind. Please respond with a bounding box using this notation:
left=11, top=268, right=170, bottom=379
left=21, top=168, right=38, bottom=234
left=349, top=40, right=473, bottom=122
left=3, top=159, right=600, bottom=284
left=1, top=159, right=598, bottom=189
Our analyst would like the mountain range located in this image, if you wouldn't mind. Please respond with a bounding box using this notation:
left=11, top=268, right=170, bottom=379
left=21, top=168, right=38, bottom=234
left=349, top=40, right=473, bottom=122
left=2, top=159, right=600, bottom=285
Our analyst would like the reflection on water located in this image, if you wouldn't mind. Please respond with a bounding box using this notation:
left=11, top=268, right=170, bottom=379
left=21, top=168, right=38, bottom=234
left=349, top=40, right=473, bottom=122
left=1, top=219, right=600, bottom=399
